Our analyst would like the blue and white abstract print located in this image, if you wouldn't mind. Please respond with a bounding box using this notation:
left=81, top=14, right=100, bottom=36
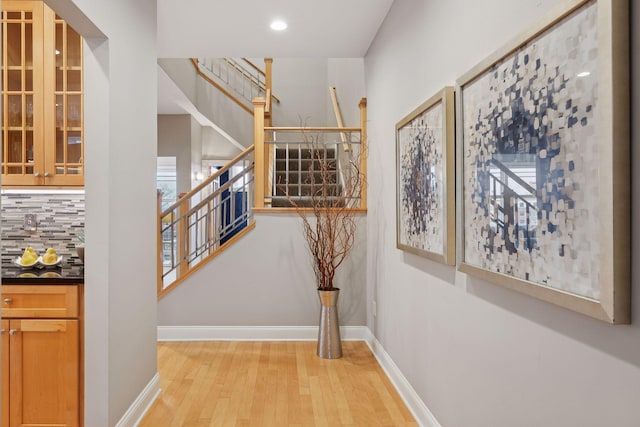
left=398, top=102, right=444, bottom=255
left=462, top=1, right=599, bottom=299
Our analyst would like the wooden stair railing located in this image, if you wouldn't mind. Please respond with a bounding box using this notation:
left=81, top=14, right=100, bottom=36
left=157, top=145, right=256, bottom=299
left=192, top=58, right=279, bottom=115
left=252, top=97, right=368, bottom=211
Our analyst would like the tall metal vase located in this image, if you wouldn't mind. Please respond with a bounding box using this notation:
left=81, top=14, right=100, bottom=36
left=317, top=288, right=342, bottom=359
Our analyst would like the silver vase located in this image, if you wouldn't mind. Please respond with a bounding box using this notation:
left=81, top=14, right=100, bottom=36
left=317, top=288, right=342, bottom=359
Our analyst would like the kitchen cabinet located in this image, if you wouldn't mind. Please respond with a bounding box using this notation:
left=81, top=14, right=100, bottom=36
left=1, top=284, right=82, bottom=427
left=1, top=1, right=84, bottom=186
left=1, top=320, right=8, bottom=427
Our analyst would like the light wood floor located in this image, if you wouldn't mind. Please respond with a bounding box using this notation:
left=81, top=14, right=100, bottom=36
left=139, top=341, right=418, bottom=426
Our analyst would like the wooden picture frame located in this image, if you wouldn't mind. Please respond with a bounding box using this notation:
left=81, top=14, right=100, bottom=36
left=456, top=0, right=629, bottom=323
left=396, top=87, right=455, bottom=265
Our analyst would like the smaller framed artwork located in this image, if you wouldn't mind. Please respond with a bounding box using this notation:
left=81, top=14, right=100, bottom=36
left=456, top=0, right=629, bottom=323
left=396, top=87, right=455, bottom=265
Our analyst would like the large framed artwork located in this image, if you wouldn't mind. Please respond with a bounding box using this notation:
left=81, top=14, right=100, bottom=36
left=396, top=87, right=455, bottom=264
left=456, top=0, right=629, bottom=323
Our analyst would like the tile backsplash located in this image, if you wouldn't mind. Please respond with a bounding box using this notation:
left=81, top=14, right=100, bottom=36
left=1, top=190, right=85, bottom=264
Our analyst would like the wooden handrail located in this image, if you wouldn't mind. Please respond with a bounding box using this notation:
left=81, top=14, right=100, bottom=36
left=160, top=144, right=255, bottom=217
left=265, top=89, right=271, bottom=115
left=359, top=98, right=367, bottom=210
left=242, top=58, right=266, bottom=76
left=245, top=58, right=279, bottom=103
left=190, top=58, right=254, bottom=116
left=264, top=126, right=362, bottom=132
left=224, top=58, right=266, bottom=92
left=330, top=86, right=350, bottom=152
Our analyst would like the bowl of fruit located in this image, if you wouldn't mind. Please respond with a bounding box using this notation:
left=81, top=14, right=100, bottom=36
left=40, top=247, right=62, bottom=267
left=15, top=247, right=39, bottom=268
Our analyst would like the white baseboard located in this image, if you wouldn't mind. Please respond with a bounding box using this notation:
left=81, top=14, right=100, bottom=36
left=363, top=333, right=441, bottom=427
left=157, top=325, right=369, bottom=341
left=155, top=325, right=438, bottom=427
left=115, top=373, right=161, bottom=427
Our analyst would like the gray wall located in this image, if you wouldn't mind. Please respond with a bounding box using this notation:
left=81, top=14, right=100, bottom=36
left=365, top=1, right=640, bottom=426
left=158, top=114, right=193, bottom=193
left=158, top=213, right=367, bottom=328
left=271, top=58, right=365, bottom=128
left=271, top=58, right=331, bottom=127
left=327, top=58, right=365, bottom=127
left=46, top=0, right=159, bottom=425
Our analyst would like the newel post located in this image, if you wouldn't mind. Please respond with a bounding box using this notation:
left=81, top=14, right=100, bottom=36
left=253, top=97, right=266, bottom=209
left=359, top=98, right=368, bottom=210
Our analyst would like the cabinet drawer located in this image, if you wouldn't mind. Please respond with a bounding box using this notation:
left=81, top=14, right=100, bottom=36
left=1, top=285, right=78, bottom=318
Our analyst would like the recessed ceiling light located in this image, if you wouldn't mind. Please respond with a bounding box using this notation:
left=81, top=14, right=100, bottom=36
left=577, top=71, right=591, bottom=77
left=270, top=20, right=287, bottom=31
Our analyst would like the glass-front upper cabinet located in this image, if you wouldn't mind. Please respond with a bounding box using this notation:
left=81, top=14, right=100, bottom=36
left=2, top=0, right=83, bottom=186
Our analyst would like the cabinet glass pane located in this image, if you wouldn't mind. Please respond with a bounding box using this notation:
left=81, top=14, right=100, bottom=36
left=67, top=70, right=81, bottom=92
left=55, top=23, right=63, bottom=68
left=56, top=130, right=64, bottom=163
left=8, top=95, right=22, bottom=127
left=56, top=95, right=64, bottom=128
left=26, top=95, right=33, bottom=128
left=7, top=166, right=21, bottom=174
left=7, top=131, right=22, bottom=163
left=7, top=70, right=21, bottom=91
left=56, top=22, right=64, bottom=92
left=25, top=22, right=33, bottom=91
left=26, top=131, right=34, bottom=164
left=56, top=68, right=63, bottom=92
left=6, top=23, right=21, bottom=67
left=67, top=95, right=81, bottom=128
left=67, top=131, right=82, bottom=163
left=67, top=27, right=81, bottom=68
left=6, top=12, right=20, bottom=20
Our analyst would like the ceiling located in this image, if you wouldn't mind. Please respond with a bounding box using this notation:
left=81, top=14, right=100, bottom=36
left=156, top=0, right=394, bottom=147
left=157, top=0, right=394, bottom=58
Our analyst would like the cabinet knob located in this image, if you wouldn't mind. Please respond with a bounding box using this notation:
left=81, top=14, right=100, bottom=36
left=34, top=172, right=41, bottom=177
left=0, top=329, right=5, bottom=334
left=44, top=172, right=50, bottom=177
left=3, top=298, right=12, bottom=304
left=9, top=329, right=17, bottom=335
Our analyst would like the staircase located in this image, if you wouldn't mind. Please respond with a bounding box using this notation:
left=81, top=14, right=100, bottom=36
left=157, top=59, right=368, bottom=298
left=272, top=146, right=341, bottom=208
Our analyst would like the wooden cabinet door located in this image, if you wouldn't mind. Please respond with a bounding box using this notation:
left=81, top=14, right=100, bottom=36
left=1, top=1, right=45, bottom=186
left=1, top=1, right=83, bottom=187
left=2, top=320, right=9, bottom=427
left=9, top=319, right=79, bottom=427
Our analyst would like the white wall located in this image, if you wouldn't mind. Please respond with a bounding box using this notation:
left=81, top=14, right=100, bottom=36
left=45, top=0, right=158, bottom=425
left=158, top=213, right=367, bottom=328
left=327, top=58, right=365, bottom=127
left=195, top=71, right=254, bottom=147
left=271, top=58, right=330, bottom=127
left=365, top=1, right=640, bottom=426
left=158, top=114, right=192, bottom=194
left=190, top=116, right=203, bottom=185
left=270, top=58, right=365, bottom=128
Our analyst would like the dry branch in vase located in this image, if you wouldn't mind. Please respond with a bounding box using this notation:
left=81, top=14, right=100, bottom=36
left=279, top=134, right=364, bottom=291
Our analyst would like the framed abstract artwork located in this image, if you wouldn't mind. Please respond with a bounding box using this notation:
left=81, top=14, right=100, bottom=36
left=396, top=87, right=455, bottom=264
left=456, top=0, right=629, bottom=323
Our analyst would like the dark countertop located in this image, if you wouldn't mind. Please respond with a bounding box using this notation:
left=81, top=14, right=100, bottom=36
left=2, top=260, right=84, bottom=284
